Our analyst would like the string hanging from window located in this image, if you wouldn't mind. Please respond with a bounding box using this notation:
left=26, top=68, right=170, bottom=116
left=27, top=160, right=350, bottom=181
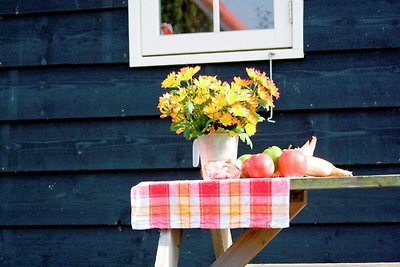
left=268, top=52, right=276, bottom=123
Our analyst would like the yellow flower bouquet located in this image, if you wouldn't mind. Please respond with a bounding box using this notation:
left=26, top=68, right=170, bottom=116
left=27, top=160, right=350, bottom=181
left=158, top=66, right=279, bottom=148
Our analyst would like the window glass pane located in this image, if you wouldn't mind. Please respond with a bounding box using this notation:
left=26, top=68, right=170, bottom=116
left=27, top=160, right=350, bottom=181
left=220, top=0, right=274, bottom=31
left=160, top=0, right=213, bottom=34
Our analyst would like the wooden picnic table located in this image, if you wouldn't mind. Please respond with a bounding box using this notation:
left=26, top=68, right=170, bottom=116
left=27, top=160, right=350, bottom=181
left=140, top=174, right=400, bottom=267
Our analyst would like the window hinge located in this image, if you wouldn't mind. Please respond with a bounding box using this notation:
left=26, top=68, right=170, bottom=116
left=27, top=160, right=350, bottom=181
left=289, top=0, right=293, bottom=24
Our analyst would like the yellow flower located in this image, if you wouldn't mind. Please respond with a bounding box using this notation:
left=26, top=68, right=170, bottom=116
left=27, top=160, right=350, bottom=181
left=177, top=66, right=201, bottom=81
left=257, top=86, right=269, bottom=102
left=157, top=93, right=172, bottom=118
left=177, top=87, right=188, bottom=101
left=158, top=66, right=279, bottom=146
left=246, top=68, right=257, bottom=80
left=247, top=111, right=260, bottom=125
left=233, top=76, right=252, bottom=87
left=219, top=112, right=238, bottom=126
left=175, top=127, right=185, bottom=134
left=266, top=79, right=280, bottom=98
left=161, top=72, right=180, bottom=88
left=244, top=123, right=256, bottom=136
left=264, top=93, right=274, bottom=108
left=193, top=94, right=208, bottom=105
left=194, top=75, right=216, bottom=90
left=213, top=94, right=228, bottom=108
left=225, top=88, right=240, bottom=105
left=231, top=103, right=249, bottom=117
left=170, top=106, right=183, bottom=123
left=203, top=103, right=222, bottom=119
left=246, top=67, right=267, bottom=85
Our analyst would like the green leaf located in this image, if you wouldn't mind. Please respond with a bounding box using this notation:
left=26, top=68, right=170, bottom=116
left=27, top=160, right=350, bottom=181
left=191, top=131, right=203, bottom=139
left=239, top=133, right=253, bottom=149
left=170, top=123, right=186, bottom=131
left=183, top=128, right=192, bottom=140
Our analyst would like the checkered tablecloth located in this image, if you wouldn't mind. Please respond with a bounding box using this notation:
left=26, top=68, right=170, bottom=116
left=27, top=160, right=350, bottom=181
left=131, top=178, right=290, bottom=230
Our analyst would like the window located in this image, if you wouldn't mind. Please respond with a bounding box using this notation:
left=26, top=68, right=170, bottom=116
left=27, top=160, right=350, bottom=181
left=129, top=0, right=304, bottom=67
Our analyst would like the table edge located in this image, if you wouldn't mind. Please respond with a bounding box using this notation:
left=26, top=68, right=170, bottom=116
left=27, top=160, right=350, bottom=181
left=290, top=174, right=400, bottom=190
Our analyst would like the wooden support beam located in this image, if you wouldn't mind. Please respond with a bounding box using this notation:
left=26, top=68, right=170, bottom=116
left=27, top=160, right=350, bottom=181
left=210, top=191, right=307, bottom=267
left=154, top=229, right=183, bottom=267
left=210, top=229, right=233, bottom=258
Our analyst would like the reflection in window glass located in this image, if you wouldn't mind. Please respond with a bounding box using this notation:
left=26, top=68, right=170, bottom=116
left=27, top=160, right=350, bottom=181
left=220, top=0, right=274, bottom=31
left=160, top=0, right=213, bottom=34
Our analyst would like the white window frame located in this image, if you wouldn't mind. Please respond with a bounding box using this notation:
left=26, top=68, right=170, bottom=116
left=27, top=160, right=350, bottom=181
left=129, top=0, right=304, bottom=67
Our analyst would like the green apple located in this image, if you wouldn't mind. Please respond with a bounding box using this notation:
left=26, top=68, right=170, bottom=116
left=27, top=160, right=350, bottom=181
left=238, top=154, right=252, bottom=163
left=263, top=146, right=282, bottom=167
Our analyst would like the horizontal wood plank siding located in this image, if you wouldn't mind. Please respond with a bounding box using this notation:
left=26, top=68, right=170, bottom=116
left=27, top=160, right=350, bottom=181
left=1, top=225, right=399, bottom=266
left=0, top=1, right=127, bottom=15
left=0, top=0, right=399, bottom=68
left=0, top=9, right=128, bottom=67
left=1, top=0, right=400, bottom=265
left=1, top=50, right=399, bottom=120
left=304, top=0, right=400, bottom=51
left=0, top=109, right=399, bottom=172
left=1, top=170, right=399, bottom=226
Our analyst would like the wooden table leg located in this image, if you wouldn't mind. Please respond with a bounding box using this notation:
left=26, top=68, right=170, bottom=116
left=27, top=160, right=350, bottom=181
left=211, top=229, right=233, bottom=258
left=210, top=190, right=308, bottom=267
left=154, top=229, right=183, bottom=267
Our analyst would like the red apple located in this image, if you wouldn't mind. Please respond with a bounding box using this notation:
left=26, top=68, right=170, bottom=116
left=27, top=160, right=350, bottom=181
left=278, top=149, right=307, bottom=177
left=243, top=153, right=275, bottom=178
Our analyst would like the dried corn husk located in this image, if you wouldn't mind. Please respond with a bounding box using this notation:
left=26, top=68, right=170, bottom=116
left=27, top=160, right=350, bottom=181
left=300, top=136, right=317, bottom=156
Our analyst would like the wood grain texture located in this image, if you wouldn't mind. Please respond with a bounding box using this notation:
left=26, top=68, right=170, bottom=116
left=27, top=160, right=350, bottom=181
left=247, top=263, right=400, bottom=267
left=210, top=229, right=232, bottom=259
left=293, top=187, right=400, bottom=224
left=0, top=9, right=128, bottom=67
left=0, top=49, right=399, bottom=120
left=251, top=224, right=400, bottom=264
left=154, top=229, right=182, bottom=267
left=304, top=0, right=400, bottom=51
left=291, top=175, right=400, bottom=190
left=0, top=0, right=399, bottom=67
left=0, top=65, right=164, bottom=120
left=0, top=225, right=399, bottom=266
left=1, top=171, right=399, bottom=226
left=1, top=109, right=398, bottom=172
left=0, top=0, right=399, bottom=264
left=211, top=228, right=283, bottom=267
left=0, top=170, right=199, bottom=226
left=0, top=0, right=127, bottom=15
left=0, top=226, right=160, bottom=267
left=210, top=191, right=307, bottom=267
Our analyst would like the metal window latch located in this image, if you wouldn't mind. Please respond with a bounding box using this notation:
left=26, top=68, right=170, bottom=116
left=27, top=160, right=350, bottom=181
left=289, top=0, right=293, bottom=24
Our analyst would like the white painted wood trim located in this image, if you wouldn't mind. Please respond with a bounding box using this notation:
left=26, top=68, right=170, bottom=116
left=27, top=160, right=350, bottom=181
left=129, top=0, right=304, bottom=67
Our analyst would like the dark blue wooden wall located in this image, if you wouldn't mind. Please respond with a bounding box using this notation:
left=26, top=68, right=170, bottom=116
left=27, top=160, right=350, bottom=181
left=1, top=0, right=399, bottom=266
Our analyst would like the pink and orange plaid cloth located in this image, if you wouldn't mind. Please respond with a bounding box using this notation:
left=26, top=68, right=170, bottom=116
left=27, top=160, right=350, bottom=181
left=131, top=178, right=290, bottom=230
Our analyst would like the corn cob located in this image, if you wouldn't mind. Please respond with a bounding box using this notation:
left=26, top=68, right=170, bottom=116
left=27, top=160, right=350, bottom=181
left=305, top=156, right=353, bottom=177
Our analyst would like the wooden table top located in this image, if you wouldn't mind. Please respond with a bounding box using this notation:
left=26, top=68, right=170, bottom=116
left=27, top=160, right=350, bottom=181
left=290, top=174, right=400, bottom=190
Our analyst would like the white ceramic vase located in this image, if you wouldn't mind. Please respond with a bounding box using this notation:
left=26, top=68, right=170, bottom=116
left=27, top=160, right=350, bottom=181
left=193, top=134, right=240, bottom=180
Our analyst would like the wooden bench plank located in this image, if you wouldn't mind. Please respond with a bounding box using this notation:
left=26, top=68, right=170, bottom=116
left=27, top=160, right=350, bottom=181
left=291, top=175, right=400, bottom=190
